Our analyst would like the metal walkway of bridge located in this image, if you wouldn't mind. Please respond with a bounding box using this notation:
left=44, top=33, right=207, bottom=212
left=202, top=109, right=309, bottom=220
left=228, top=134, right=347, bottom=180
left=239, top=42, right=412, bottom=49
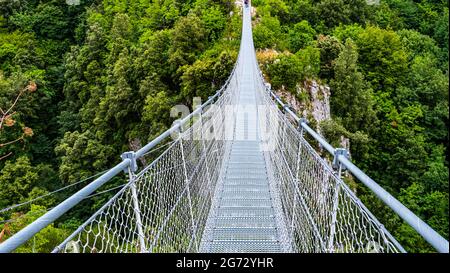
left=200, top=7, right=287, bottom=252
left=0, top=3, right=448, bottom=253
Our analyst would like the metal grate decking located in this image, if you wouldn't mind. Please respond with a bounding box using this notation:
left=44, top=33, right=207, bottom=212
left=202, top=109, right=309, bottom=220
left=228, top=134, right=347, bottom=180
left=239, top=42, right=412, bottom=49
left=199, top=5, right=288, bottom=252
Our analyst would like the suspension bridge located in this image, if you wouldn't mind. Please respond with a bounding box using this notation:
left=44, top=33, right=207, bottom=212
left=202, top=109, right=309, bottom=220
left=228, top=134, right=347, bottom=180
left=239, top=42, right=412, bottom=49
left=0, top=3, right=448, bottom=253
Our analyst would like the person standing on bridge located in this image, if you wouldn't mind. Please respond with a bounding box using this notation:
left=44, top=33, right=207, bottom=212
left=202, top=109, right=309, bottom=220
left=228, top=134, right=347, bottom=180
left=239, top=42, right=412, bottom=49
left=244, top=0, right=249, bottom=8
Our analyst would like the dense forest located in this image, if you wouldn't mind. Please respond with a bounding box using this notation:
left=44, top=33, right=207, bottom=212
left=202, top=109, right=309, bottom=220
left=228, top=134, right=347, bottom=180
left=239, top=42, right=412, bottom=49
left=0, top=0, right=448, bottom=253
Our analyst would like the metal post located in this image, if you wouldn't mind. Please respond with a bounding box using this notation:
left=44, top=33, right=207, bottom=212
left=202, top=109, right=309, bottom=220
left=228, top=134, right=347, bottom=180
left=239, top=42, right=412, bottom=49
left=333, top=148, right=349, bottom=172
left=178, top=123, right=198, bottom=252
left=121, top=151, right=146, bottom=253
left=290, top=118, right=307, bottom=244
left=199, top=107, right=213, bottom=183
left=280, top=104, right=290, bottom=152
left=130, top=177, right=146, bottom=252
left=193, top=106, right=213, bottom=246
left=325, top=148, right=347, bottom=252
left=327, top=180, right=341, bottom=252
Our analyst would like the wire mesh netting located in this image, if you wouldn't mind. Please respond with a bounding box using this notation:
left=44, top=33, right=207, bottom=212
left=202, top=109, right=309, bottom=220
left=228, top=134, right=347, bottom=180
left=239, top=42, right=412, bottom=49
left=52, top=60, right=240, bottom=253
left=48, top=4, right=408, bottom=253
left=256, top=69, right=404, bottom=253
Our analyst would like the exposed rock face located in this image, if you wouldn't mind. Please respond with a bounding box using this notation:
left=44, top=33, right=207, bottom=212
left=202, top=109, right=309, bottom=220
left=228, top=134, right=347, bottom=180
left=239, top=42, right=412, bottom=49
left=366, top=0, right=380, bottom=5
left=129, top=138, right=147, bottom=166
left=274, top=79, right=353, bottom=158
left=339, top=135, right=351, bottom=151
left=276, top=88, right=301, bottom=114
left=305, top=80, right=331, bottom=129
left=275, top=79, right=331, bottom=133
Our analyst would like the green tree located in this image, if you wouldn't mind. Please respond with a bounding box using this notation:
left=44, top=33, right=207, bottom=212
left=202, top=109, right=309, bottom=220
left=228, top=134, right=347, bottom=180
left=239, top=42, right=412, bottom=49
left=317, top=0, right=351, bottom=28
left=397, top=29, right=441, bottom=62
left=332, top=24, right=364, bottom=43
left=55, top=130, right=115, bottom=184
left=432, top=7, right=448, bottom=69
left=10, top=3, right=69, bottom=40
left=0, top=156, right=38, bottom=208
left=397, top=182, right=448, bottom=252
left=316, top=35, right=343, bottom=79
left=181, top=47, right=236, bottom=102
left=287, top=20, right=316, bottom=53
left=142, top=91, right=174, bottom=141
left=134, top=29, right=173, bottom=93
left=0, top=156, right=55, bottom=209
left=283, top=0, right=318, bottom=26
left=1, top=204, right=70, bottom=253
left=330, top=39, right=377, bottom=134
left=296, top=45, right=320, bottom=79
left=267, top=53, right=303, bottom=91
left=168, top=13, right=207, bottom=77
left=201, top=5, right=226, bottom=42
left=94, top=50, right=139, bottom=142
left=316, top=0, right=369, bottom=29
left=355, top=26, right=408, bottom=92
left=404, top=55, right=449, bottom=146
left=373, top=1, right=405, bottom=30
left=383, top=0, right=419, bottom=30
left=253, top=16, right=285, bottom=50
left=260, top=0, right=289, bottom=23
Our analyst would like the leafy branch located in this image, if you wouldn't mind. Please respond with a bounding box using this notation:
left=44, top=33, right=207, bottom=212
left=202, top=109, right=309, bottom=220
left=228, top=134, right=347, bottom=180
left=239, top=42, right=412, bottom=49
left=0, top=81, right=36, bottom=160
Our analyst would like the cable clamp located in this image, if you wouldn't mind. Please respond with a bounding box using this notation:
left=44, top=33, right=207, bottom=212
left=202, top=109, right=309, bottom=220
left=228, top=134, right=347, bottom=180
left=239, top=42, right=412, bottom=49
left=333, top=148, right=349, bottom=171
left=121, top=151, right=138, bottom=173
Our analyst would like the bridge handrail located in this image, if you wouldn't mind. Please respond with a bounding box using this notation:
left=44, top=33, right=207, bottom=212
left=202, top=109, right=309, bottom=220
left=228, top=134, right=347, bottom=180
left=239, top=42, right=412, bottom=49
left=257, top=70, right=449, bottom=253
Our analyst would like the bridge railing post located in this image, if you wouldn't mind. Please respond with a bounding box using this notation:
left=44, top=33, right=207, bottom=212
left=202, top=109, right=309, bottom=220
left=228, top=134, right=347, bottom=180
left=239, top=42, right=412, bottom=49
left=198, top=105, right=212, bottom=182
left=299, top=118, right=307, bottom=138
left=332, top=148, right=349, bottom=178
left=196, top=104, right=214, bottom=241
left=326, top=148, right=348, bottom=252
left=327, top=181, right=341, bottom=253
left=289, top=118, right=307, bottom=247
left=120, top=151, right=147, bottom=253
left=280, top=104, right=290, bottom=151
left=177, top=121, right=198, bottom=252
